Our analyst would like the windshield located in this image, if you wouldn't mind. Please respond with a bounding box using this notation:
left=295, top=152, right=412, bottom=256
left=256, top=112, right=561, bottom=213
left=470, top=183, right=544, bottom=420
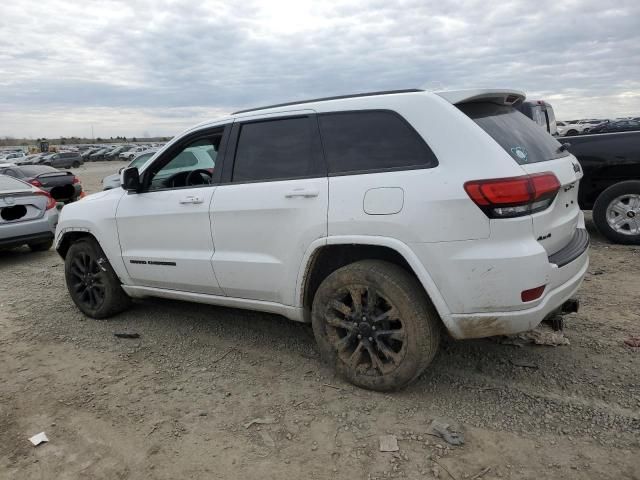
left=458, top=102, right=569, bottom=165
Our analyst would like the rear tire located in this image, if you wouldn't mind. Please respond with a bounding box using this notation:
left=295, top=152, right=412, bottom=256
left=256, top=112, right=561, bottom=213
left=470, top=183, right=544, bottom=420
left=311, top=260, right=441, bottom=392
left=593, top=181, right=640, bottom=245
left=72, top=161, right=80, bottom=168
left=566, top=129, right=578, bottom=136
left=64, top=238, right=132, bottom=318
left=28, top=239, right=53, bottom=252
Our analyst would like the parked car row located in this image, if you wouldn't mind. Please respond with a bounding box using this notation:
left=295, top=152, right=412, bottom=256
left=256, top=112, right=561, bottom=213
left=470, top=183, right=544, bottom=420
left=0, top=151, right=27, bottom=161
left=14, top=151, right=84, bottom=168
left=557, top=118, right=640, bottom=136
left=82, top=143, right=162, bottom=162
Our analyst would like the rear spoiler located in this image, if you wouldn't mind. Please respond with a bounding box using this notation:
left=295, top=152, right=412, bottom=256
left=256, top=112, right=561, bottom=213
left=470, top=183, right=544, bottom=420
left=435, top=89, right=525, bottom=107
left=36, top=171, right=73, bottom=178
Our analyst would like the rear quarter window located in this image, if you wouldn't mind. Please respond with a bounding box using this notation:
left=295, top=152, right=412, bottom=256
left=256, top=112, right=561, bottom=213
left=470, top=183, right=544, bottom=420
left=459, top=102, right=569, bottom=165
left=318, top=110, right=438, bottom=174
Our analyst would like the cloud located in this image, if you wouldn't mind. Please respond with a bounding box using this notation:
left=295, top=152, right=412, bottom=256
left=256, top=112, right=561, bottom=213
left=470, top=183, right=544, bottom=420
left=0, top=0, right=638, bottom=137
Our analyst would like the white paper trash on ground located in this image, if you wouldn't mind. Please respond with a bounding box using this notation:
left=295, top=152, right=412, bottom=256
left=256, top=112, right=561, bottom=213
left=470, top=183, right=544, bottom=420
left=29, top=432, right=48, bottom=446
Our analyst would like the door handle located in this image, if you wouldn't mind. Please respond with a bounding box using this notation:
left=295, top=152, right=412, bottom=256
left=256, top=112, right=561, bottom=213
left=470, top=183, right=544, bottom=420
left=284, top=189, right=320, bottom=198
left=179, top=196, right=203, bottom=204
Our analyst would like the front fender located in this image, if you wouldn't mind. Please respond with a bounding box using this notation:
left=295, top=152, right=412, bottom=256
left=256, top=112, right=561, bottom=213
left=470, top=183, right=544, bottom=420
left=55, top=189, right=132, bottom=285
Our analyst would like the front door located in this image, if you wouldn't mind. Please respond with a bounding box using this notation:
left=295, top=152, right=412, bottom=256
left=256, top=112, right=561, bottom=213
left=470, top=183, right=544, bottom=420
left=116, top=127, right=227, bottom=295
left=211, top=114, right=328, bottom=305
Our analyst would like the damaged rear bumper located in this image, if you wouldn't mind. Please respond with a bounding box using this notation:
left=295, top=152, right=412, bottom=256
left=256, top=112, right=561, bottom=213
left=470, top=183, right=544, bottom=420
left=444, top=250, right=589, bottom=339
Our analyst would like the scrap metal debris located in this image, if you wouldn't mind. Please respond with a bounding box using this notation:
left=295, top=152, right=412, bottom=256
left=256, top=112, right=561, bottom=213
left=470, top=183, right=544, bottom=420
left=244, top=417, right=276, bottom=429
left=378, top=434, right=399, bottom=452
left=509, top=359, right=539, bottom=369
left=471, top=466, right=492, bottom=479
left=28, top=432, right=48, bottom=446
left=498, top=323, right=570, bottom=347
left=113, top=332, right=140, bottom=339
left=429, top=420, right=464, bottom=446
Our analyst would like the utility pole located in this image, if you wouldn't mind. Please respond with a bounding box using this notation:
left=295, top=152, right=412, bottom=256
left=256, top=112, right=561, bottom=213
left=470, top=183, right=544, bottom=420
left=91, top=125, right=94, bottom=141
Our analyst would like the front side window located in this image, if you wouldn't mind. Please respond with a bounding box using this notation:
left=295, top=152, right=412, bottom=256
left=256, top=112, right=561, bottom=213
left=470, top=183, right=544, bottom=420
left=147, top=136, right=221, bottom=191
left=318, top=110, right=438, bottom=174
left=232, top=117, right=317, bottom=182
left=130, top=152, right=154, bottom=169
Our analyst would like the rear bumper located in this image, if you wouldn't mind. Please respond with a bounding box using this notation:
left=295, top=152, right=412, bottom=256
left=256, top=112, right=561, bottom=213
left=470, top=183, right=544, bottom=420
left=444, top=250, right=588, bottom=339
left=0, top=210, right=58, bottom=248
left=409, top=214, right=590, bottom=339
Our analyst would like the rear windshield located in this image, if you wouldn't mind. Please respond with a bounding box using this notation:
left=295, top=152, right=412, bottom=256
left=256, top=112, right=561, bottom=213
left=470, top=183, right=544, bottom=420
left=0, top=175, right=30, bottom=192
left=20, top=166, right=58, bottom=176
left=458, top=102, right=569, bottom=165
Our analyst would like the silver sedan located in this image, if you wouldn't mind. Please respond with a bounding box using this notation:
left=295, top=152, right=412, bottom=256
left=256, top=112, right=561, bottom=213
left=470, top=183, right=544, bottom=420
left=0, top=174, right=59, bottom=251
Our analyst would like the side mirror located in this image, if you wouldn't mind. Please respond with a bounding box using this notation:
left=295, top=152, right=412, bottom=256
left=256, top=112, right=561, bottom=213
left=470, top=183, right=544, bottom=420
left=121, top=167, right=141, bottom=192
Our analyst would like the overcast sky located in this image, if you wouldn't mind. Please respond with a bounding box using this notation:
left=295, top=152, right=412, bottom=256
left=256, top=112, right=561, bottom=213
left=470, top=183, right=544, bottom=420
left=1, top=0, right=638, bottom=138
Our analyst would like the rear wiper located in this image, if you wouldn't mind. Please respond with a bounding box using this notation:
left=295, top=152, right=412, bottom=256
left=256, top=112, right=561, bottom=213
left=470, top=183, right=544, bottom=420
left=557, top=142, right=571, bottom=153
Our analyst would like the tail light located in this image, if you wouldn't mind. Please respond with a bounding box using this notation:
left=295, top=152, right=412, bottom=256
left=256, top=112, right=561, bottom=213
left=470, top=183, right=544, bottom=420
left=29, top=179, right=43, bottom=187
left=34, top=189, right=57, bottom=210
left=72, top=175, right=80, bottom=184
left=464, top=172, right=560, bottom=218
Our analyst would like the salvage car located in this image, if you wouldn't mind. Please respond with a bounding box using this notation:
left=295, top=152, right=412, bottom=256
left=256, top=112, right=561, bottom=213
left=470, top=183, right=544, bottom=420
left=45, top=151, right=83, bottom=169
left=0, top=174, right=58, bottom=251
left=119, top=145, right=148, bottom=161
left=89, top=148, right=111, bottom=161
left=0, top=165, right=83, bottom=203
left=587, top=119, right=640, bottom=134
left=565, top=130, right=640, bottom=244
left=55, top=88, right=588, bottom=391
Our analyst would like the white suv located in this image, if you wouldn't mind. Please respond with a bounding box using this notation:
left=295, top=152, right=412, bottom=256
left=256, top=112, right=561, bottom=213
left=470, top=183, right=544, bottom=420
left=55, top=89, right=589, bottom=391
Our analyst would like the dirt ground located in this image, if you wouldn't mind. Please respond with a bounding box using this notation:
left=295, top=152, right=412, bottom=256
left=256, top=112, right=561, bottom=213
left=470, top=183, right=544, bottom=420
left=1, top=161, right=639, bottom=480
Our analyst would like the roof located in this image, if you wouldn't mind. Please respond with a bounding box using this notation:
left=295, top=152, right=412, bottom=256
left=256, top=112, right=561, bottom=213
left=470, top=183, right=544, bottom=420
left=232, top=89, right=424, bottom=115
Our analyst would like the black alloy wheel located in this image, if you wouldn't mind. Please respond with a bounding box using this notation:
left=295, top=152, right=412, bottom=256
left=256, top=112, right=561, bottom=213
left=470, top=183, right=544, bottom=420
left=324, top=286, right=406, bottom=376
left=68, top=250, right=107, bottom=310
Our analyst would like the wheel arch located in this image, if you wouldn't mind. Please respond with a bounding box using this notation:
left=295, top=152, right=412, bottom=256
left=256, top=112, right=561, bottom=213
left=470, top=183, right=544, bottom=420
left=56, top=228, right=99, bottom=259
left=297, top=236, right=452, bottom=328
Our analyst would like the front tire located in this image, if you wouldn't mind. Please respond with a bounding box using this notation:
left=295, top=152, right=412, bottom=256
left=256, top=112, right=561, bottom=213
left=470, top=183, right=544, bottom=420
left=72, top=161, right=80, bottom=168
left=566, top=129, right=578, bottom=136
left=593, top=181, right=640, bottom=245
left=311, top=260, right=441, bottom=392
left=64, top=238, right=132, bottom=318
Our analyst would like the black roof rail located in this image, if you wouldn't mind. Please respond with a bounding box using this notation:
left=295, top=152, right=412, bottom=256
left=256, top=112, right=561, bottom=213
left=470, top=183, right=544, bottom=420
left=232, top=89, right=424, bottom=115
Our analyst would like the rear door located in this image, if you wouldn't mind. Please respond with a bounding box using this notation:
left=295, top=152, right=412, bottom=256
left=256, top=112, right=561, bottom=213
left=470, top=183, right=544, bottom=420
left=210, top=112, right=328, bottom=305
left=458, top=102, right=582, bottom=255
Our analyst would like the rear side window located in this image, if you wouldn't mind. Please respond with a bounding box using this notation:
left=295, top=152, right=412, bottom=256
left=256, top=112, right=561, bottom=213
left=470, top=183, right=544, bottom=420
left=233, top=117, right=317, bottom=182
left=318, top=110, right=437, bottom=174
left=458, top=102, right=569, bottom=165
